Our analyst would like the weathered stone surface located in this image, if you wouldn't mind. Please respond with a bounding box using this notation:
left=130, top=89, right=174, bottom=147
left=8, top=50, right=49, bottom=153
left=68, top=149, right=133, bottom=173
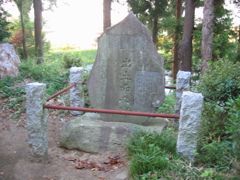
left=175, top=70, right=191, bottom=115
left=0, top=43, right=21, bottom=79
left=174, top=71, right=191, bottom=127
left=87, top=12, right=165, bottom=124
left=26, top=83, right=48, bottom=163
left=59, top=113, right=167, bottom=153
left=70, top=67, right=84, bottom=115
left=177, top=91, right=204, bottom=162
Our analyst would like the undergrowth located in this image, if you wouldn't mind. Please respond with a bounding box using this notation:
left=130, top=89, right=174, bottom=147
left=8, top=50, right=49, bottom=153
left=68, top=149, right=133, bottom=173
left=126, top=128, right=205, bottom=180
left=126, top=60, right=240, bottom=179
left=0, top=49, right=96, bottom=111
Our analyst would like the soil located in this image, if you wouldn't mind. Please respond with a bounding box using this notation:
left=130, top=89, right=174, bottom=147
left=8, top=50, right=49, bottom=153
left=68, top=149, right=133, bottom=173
left=0, top=97, right=128, bottom=180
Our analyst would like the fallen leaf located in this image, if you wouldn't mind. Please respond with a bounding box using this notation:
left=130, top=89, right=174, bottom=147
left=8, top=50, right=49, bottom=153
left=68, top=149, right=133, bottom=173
left=98, top=176, right=105, bottom=180
left=151, top=174, right=156, bottom=178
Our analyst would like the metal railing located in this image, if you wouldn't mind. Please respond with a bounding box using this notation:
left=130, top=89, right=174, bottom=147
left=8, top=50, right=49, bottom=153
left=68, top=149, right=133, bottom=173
left=43, top=83, right=179, bottom=119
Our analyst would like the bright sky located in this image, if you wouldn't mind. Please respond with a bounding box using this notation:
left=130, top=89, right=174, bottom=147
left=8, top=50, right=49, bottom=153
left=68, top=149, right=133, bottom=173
left=42, top=0, right=129, bottom=49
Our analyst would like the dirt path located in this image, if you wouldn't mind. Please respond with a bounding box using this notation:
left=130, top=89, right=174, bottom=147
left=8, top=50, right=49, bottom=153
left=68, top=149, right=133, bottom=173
left=0, top=97, right=128, bottom=180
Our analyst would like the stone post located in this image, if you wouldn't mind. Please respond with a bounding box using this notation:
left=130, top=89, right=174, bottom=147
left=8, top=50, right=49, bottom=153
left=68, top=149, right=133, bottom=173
left=26, top=82, right=48, bottom=163
left=70, top=67, right=84, bottom=115
left=177, top=91, right=204, bottom=162
left=174, top=70, right=191, bottom=127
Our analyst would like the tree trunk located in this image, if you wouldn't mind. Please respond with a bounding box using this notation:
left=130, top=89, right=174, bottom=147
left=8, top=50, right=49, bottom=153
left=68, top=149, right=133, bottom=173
left=178, top=0, right=195, bottom=72
left=19, top=1, right=28, bottom=60
left=236, top=24, right=240, bottom=62
left=103, top=0, right=111, bottom=31
left=201, top=0, right=214, bottom=74
left=172, top=0, right=182, bottom=81
left=33, top=0, right=43, bottom=64
left=152, top=17, right=158, bottom=46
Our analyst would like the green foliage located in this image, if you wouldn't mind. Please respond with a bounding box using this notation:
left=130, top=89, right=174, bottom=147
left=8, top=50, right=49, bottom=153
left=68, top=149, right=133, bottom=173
left=225, top=97, right=240, bottom=157
left=196, top=60, right=240, bottom=105
left=0, top=75, right=25, bottom=98
left=47, top=49, right=96, bottom=67
left=63, top=52, right=83, bottom=69
left=80, top=49, right=97, bottom=66
left=196, top=99, right=240, bottom=173
left=194, top=60, right=240, bottom=174
left=0, top=5, right=11, bottom=42
left=157, top=92, right=175, bottom=114
left=213, top=4, right=238, bottom=61
left=19, top=57, right=69, bottom=96
left=126, top=128, right=178, bottom=179
left=9, top=18, right=51, bottom=59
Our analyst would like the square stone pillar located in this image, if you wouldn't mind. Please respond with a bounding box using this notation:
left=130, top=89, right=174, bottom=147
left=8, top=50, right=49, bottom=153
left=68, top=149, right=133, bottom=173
left=177, top=91, right=204, bottom=162
left=70, top=67, right=84, bottom=115
left=26, top=82, right=48, bottom=163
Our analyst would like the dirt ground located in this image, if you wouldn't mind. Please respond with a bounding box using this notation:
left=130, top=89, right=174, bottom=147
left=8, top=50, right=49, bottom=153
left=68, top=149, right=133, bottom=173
left=0, top=97, right=128, bottom=180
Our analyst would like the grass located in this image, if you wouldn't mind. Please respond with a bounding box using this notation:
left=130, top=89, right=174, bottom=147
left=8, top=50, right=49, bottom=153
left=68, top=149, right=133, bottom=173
left=0, top=49, right=97, bottom=110
left=126, top=128, right=240, bottom=180
left=156, top=92, right=175, bottom=114
left=126, top=128, right=206, bottom=180
left=46, top=49, right=97, bottom=67
left=1, top=49, right=239, bottom=179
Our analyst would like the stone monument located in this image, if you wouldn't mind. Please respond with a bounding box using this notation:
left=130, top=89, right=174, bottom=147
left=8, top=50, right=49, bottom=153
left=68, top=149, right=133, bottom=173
left=0, top=43, right=21, bottom=79
left=87, top=12, right=165, bottom=124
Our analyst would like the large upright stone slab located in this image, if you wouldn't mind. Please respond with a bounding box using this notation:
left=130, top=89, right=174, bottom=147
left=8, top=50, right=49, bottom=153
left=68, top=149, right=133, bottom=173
left=0, top=43, right=21, bottom=79
left=87, top=13, right=165, bottom=124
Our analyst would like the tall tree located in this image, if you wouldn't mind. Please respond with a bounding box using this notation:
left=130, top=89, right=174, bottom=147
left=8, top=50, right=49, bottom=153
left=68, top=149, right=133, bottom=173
left=103, top=0, right=111, bottom=31
left=33, top=0, right=43, bottom=64
left=200, top=0, right=214, bottom=74
left=127, top=0, right=168, bottom=46
left=0, top=0, right=12, bottom=42
left=178, top=0, right=195, bottom=71
left=14, top=0, right=32, bottom=60
left=172, top=0, right=182, bottom=81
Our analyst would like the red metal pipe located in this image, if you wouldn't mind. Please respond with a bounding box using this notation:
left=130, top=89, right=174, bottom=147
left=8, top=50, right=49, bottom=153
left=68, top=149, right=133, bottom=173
left=43, top=105, right=180, bottom=118
left=165, top=86, right=176, bottom=89
left=46, top=83, right=76, bottom=101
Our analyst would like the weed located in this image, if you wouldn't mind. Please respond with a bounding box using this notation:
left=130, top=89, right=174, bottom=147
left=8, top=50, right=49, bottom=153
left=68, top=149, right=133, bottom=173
left=63, top=52, right=83, bottom=68
left=126, top=128, right=178, bottom=179
left=156, top=92, right=175, bottom=114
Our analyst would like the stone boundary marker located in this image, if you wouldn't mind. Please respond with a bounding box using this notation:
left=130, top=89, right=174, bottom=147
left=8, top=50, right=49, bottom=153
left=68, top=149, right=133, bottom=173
left=70, top=67, right=84, bottom=115
left=174, top=70, right=191, bottom=127
left=177, top=91, right=204, bottom=162
left=26, top=83, right=48, bottom=163
left=26, top=70, right=203, bottom=163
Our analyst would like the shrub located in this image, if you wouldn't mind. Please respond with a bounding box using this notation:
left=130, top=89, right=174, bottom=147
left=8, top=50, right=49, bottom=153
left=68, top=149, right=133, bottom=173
left=0, top=75, right=25, bottom=98
left=0, top=6, right=11, bottom=42
left=126, top=128, right=178, bottom=179
left=63, top=52, right=83, bottom=68
left=195, top=60, right=240, bottom=174
left=157, top=92, right=175, bottom=114
left=196, top=60, right=240, bottom=105
left=19, top=58, right=69, bottom=96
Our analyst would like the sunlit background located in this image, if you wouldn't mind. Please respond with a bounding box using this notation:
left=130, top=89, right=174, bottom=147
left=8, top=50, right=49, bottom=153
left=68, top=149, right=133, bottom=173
left=5, top=0, right=129, bottom=49
left=4, top=0, right=239, bottom=50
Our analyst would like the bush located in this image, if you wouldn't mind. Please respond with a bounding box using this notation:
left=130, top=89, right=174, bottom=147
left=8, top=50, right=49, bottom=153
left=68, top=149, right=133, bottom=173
left=0, top=6, right=11, bottom=42
left=19, top=58, right=69, bottom=96
left=195, top=60, right=240, bottom=174
left=63, top=52, right=83, bottom=68
left=126, top=128, right=178, bottom=179
left=196, top=60, right=240, bottom=105
left=0, top=75, right=25, bottom=98
left=157, top=92, right=175, bottom=114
